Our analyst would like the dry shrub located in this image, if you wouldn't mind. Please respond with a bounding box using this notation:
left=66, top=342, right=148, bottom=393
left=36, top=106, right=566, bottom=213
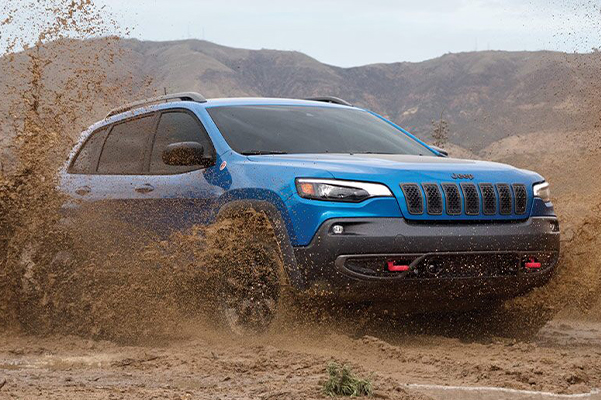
left=323, top=362, right=373, bottom=397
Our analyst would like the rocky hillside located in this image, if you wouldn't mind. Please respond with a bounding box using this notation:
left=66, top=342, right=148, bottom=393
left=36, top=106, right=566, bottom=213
left=2, top=38, right=601, bottom=152
left=125, top=39, right=601, bottom=150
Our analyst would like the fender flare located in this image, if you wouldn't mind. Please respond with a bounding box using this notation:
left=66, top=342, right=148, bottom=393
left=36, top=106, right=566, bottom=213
left=216, top=199, right=307, bottom=291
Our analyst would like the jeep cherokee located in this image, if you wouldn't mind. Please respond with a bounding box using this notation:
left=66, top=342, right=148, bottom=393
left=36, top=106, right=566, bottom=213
left=61, top=92, right=560, bottom=334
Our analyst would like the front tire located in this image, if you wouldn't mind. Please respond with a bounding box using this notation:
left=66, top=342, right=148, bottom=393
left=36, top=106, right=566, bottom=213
left=207, top=209, right=287, bottom=335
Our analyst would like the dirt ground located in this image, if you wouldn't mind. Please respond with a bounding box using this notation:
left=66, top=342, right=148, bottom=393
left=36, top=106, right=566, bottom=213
left=0, top=318, right=600, bottom=399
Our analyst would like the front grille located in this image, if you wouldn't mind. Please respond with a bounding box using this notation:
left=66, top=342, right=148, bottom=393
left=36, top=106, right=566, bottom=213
left=441, top=183, right=462, bottom=215
left=422, top=183, right=443, bottom=215
left=400, top=181, right=530, bottom=218
left=461, top=183, right=480, bottom=215
left=496, top=184, right=512, bottom=215
left=513, top=184, right=527, bottom=214
left=479, top=183, right=497, bottom=215
left=400, top=184, right=424, bottom=214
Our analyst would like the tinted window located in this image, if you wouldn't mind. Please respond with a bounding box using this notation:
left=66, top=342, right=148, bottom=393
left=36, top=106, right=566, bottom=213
left=150, top=111, right=212, bottom=173
left=98, top=115, right=154, bottom=174
left=207, top=106, right=433, bottom=156
left=69, top=127, right=108, bottom=174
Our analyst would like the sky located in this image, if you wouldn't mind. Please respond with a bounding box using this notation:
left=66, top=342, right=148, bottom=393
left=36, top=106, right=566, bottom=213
left=6, top=0, right=601, bottom=67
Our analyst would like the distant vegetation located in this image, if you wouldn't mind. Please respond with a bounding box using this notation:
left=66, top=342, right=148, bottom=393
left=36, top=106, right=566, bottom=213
left=431, top=109, right=449, bottom=148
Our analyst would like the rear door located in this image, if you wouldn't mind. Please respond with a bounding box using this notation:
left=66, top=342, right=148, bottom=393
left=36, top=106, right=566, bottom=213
left=83, top=113, right=158, bottom=239
left=60, top=114, right=156, bottom=245
left=60, top=125, right=111, bottom=224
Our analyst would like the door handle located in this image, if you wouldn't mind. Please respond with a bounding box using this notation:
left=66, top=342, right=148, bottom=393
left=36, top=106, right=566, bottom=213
left=134, top=184, right=155, bottom=194
left=75, top=186, right=91, bottom=196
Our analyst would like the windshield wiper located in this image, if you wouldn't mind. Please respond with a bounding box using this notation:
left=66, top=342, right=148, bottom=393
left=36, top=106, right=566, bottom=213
left=241, top=150, right=288, bottom=155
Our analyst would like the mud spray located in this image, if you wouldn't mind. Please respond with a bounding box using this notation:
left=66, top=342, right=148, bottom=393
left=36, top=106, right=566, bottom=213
left=0, top=0, right=170, bottom=339
left=0, top=0, right=600, bottom=345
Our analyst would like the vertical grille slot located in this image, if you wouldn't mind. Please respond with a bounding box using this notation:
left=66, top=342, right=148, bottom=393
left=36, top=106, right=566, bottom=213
left=441, top=183, right=462, bottom=215
left=400, top=184, right=424, bottom=215
left=422, top=183, right=443, bottom=215
left=479, top=183, right=497, bottom=215
left=513, top=184, right=527, bottom=214
left=496, top=184, right=512, bottom=215
left=461, top=183, right=480, bottom=215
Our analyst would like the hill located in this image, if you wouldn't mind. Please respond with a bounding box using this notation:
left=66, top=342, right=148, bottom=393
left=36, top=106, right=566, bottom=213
left=2, top=38, right=600, bottom=154
left=123, top=39, right=601, bottom=150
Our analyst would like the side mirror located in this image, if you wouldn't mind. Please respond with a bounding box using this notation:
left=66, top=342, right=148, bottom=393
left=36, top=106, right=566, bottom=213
left=429, top=145, right=449, bottom=157
left=162, top=141, right=207, bottom=166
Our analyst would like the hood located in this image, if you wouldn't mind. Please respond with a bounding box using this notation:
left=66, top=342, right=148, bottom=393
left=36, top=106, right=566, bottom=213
left=248, top=153, right=543, bottom=221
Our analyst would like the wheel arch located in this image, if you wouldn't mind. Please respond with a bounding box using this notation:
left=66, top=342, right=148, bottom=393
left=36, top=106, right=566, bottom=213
left=216, top=198, right=307, bottom=291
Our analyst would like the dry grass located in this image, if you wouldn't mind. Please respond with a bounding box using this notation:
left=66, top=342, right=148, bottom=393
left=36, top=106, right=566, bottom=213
left=323, top=362, right=373, bottom=397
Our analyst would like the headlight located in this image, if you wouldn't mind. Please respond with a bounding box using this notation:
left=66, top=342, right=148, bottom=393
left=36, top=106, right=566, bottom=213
left=295, top=178, right=393, bottom=202
left=533, top=181, right=551, bottom=202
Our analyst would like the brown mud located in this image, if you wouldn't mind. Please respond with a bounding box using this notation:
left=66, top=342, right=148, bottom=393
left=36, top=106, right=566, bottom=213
left=0, top=320, right=600, bottom=399
left=1, top=1, right=601, bottom=399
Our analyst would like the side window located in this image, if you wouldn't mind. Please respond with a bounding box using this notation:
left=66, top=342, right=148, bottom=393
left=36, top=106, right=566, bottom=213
left=97, top=115, right=155, bottom=174
left=69, top=127, right=109, bottom=174
left=149, top=111, right=213, bottom=174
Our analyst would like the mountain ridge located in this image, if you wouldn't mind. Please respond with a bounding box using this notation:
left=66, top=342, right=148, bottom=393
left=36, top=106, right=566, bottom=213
left=2, top=38, right=600, bottom=153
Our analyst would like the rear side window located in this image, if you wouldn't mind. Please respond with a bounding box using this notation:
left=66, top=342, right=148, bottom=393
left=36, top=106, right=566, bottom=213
left=150, top=111, right=213, bottom=174
left=69, top=127, right=109, bottom=174
left=97, top=115, right=155, bottom=174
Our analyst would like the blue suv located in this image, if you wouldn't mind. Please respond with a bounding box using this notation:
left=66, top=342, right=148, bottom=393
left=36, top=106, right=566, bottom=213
left=61, top=92, right=560, bottom=334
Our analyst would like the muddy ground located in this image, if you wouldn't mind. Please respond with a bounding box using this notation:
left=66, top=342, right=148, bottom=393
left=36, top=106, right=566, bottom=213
left=0, top=319, right=600, bottom=399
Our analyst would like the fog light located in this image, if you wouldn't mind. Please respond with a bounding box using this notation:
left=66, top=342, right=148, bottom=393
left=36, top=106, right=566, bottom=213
left=332, top=224, right=344, bottom=234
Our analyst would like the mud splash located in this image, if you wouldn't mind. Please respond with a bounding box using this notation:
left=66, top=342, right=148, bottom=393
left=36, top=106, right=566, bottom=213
left=0, top=0, right=148, bottom=333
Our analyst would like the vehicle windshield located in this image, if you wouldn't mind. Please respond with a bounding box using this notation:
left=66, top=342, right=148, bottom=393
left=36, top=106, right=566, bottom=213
left=207, top=105, right=435, bottom=156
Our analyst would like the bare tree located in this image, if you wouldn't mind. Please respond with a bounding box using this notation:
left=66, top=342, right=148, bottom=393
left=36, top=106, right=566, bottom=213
left=431, top=108, right=449, bottom=148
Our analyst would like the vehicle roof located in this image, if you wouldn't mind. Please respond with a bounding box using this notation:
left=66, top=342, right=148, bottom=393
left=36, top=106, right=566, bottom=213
left=202, top=97, right=356, bottom=108
left=95, top=97, right=356, bottom=127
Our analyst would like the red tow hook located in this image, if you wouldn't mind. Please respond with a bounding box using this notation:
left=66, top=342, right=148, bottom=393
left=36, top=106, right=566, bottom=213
left=387, top=261, right=410, bottom=272
left=525, top=257, right=542, bottom=269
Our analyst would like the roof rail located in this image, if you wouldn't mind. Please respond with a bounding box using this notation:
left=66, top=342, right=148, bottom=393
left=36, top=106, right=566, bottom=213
left=304, top=96, right=352, bottom=106
left=106, top=92, right=207, bottom=118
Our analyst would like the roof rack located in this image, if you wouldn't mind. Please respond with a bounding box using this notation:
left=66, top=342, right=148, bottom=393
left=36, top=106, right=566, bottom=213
left=304, top=96, right=352, bottom=106
left=106, top=92, right=207, bottom=118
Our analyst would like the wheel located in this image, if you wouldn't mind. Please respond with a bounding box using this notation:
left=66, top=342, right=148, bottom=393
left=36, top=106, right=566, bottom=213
left=205, top=209, right=287, bottom=335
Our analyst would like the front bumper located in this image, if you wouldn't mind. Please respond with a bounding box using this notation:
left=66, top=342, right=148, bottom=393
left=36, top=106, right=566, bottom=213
left=292, top=217, right=560, bottom=310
